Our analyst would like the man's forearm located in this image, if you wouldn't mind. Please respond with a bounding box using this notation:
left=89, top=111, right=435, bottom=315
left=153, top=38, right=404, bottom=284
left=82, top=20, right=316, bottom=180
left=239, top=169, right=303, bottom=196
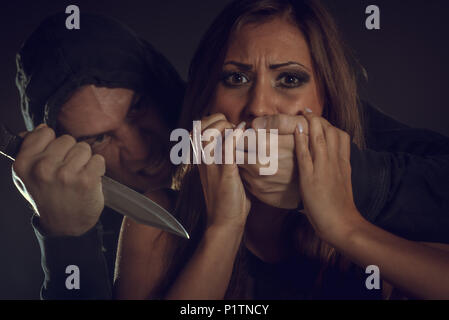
left=32, top=215, right=112, bottom=299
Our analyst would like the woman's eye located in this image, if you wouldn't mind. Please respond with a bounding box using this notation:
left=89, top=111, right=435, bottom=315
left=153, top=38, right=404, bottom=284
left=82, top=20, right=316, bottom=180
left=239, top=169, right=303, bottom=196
left=222, top=72, right=249, bottom=87
left=277, top=72, right=309, bottom=88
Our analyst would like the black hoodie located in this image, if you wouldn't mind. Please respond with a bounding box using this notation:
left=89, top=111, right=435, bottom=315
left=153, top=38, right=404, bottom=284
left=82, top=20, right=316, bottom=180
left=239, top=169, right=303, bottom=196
left=16, top=12, right=184, bottom=131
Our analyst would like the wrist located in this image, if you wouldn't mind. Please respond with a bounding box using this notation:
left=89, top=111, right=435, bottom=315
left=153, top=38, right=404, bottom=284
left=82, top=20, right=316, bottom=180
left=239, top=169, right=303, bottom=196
left=320, top=208, right=366, bottom=246
left=207, top=209, right=249, bottom=233
left=38, top=215, right=97, bottom=237
left=207, top=220, right=245, bottom=234
left=206, top=224, right=244, bottom=254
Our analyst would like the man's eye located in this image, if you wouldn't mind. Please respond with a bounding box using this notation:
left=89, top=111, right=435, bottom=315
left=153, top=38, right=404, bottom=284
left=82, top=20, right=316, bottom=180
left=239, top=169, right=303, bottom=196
left=127, top=100, right=146, bottom=119
left=277, top=72, right=310, bottom=88
left=84, top=134, right=110, bottom=148
left=222, top=72, right=250, bottom=87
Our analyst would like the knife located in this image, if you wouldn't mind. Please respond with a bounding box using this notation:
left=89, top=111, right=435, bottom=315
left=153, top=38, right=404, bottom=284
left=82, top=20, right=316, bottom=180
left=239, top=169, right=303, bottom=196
left=0, top=124, right=189, bottom=239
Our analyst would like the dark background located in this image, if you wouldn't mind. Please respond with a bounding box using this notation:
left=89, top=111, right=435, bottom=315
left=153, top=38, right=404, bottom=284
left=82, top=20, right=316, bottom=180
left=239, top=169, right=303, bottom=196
left=0, top=0, right=448, bottom=299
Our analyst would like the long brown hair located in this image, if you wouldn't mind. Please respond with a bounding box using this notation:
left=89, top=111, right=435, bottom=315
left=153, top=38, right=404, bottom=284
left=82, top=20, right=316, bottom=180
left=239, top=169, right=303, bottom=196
left=159, top=0, right=367, bottom=299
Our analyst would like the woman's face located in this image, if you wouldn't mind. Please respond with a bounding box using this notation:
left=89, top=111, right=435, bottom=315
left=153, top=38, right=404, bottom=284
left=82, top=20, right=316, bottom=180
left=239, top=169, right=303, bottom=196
left=211, top=17, right=324, bottom=124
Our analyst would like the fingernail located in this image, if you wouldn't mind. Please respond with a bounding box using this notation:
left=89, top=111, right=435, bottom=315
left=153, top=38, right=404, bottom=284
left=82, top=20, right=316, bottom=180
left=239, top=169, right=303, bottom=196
left=252, top=117, right=267, bottom=130
left=305, top=108, right=313, bottom=114
left=298, top=123, right=304, bottom=134
left=236, top=121, right=246, bottom=130
left=35, top=123, right=47, bottom=130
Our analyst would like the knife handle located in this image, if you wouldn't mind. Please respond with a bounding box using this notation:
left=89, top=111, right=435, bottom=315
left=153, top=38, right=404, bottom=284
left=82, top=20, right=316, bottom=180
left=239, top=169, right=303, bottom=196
left=0, top=124, right=24, bottom=161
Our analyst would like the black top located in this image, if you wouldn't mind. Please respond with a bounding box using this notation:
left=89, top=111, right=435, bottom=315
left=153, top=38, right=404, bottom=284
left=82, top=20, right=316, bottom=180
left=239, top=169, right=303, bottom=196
left=246, top=247, right=381, bottom=300
left=31, top=101, right=449, bottom=299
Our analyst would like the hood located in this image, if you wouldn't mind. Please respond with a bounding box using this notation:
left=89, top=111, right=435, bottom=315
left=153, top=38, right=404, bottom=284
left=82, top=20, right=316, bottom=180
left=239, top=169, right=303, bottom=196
left=16, top=12, right=184, bottom=131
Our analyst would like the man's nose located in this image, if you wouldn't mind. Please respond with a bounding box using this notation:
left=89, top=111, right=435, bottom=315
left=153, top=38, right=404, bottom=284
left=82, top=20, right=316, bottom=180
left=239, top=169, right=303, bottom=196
left=244, top=78, right=278, bottom=121
left=115, top=123, right=149, bottom=171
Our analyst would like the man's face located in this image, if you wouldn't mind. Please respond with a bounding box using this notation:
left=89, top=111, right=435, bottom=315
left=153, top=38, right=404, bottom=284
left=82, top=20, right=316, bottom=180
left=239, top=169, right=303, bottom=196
left=57, top=85, right=172, bottom=193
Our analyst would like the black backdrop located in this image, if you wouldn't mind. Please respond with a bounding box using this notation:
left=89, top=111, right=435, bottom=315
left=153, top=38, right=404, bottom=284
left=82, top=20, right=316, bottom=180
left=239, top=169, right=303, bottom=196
left=0, top=0, right=448, bottom=299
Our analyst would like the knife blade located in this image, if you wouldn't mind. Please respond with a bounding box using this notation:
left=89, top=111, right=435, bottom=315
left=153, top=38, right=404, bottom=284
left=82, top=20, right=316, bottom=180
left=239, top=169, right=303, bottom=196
left=0, top=124, right=189, bottom=239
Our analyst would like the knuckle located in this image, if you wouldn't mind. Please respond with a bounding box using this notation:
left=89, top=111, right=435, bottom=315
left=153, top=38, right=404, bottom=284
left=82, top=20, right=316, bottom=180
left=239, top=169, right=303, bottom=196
left=32, top=159, right=54, bottom=182
left=77, top=141, right=90, bottom=149
left=299, top=151, right=310, bottom=162
left=315, top=134, right=326, bottom=145
left=23, top=127, right=55, bottom=147
left=21, top=131, right=34, bottom=143
left=321, top=117, right=332, bottom=127
left=12, top=158, right=29, bottom=176
left=56, top=167, right=75, bottom=185
left=212, top=113, right=226, bottom=121
left=92, top=154, right=106, bottom=170
left=324, top=125, right=336, bottom=137
left=39, top=127, right=56, bottom=140
left=92, top=153, right=105, bottom=163
left=202, top=113, right=226, bottom=126
left=271, top=114, right=282, bottom=128
left=210, top=120, right=232, bottom=132
left=77, top=174, right=92, bottom=189
left=60, top=134, right=77, bottom=145
left=310, top=116, right=321, bottom=126
left=75, top=141, right=92, bottom=153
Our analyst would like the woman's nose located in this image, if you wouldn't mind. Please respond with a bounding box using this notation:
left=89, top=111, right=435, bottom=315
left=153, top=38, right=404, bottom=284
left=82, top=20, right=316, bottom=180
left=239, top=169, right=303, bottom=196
left=244, top=79, right=278, bottom=120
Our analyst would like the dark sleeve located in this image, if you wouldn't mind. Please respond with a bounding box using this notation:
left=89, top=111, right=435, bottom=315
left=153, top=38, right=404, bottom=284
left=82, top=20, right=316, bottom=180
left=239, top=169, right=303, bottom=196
left=351, top=102, right=449, bottom=243
left=31, top=214, right=112, bottom=299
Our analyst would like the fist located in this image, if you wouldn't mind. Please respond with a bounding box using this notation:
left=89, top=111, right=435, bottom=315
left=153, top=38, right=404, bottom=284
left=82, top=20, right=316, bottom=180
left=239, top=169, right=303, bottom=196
left=12, top=124, right=105, bottom=236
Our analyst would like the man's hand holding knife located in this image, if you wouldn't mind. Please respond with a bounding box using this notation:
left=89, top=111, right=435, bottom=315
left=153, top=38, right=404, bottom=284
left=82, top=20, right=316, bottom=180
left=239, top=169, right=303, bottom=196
left=12, top=124, right=105, bottom=236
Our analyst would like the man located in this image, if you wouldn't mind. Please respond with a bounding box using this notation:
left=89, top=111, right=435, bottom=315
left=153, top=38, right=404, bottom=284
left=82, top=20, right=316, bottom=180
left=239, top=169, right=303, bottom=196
left=12, top=12, right=184, bottom=299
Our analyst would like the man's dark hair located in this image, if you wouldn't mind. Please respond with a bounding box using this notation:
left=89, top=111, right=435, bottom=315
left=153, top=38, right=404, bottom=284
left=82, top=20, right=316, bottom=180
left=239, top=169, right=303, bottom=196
left=16, top=13, right=185, bottom=132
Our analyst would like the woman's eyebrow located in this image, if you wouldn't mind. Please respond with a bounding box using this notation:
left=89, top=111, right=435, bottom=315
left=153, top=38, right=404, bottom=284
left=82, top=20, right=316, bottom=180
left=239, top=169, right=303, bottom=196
left=269, top=61, right=310, bottom=71
left=223, top=60, right=310, bottom=72
left=223, top=61, right=253, bottom=71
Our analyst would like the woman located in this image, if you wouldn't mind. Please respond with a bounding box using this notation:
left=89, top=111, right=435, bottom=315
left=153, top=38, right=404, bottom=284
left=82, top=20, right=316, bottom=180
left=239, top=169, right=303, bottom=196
left=115, top=0, right=449, bottom=299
